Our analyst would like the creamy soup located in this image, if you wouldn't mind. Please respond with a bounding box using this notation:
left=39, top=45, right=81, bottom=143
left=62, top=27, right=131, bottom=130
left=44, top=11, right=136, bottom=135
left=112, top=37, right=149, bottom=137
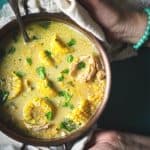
left=0, top=21, right=106, bottom=139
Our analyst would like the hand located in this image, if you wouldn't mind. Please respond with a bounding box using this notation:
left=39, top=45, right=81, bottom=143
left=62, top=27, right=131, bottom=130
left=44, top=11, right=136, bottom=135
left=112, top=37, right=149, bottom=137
left=78, top=0, right=147, bottom=44
left=85, top=130, right=150, bottom=150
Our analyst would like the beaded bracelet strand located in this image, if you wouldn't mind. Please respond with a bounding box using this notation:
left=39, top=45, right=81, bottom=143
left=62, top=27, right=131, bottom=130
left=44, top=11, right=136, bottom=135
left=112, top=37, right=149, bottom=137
left=133, top=8, right=150, bottom=50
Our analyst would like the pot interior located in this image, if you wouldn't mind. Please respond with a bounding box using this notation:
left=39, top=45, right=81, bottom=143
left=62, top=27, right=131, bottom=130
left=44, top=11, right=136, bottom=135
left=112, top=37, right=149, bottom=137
left=0, top=13, right=111, bottom=146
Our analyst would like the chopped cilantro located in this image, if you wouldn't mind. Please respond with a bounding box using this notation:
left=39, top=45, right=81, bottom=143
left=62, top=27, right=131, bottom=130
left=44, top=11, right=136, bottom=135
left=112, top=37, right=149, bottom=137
left=58, top=91, right=72, bottom=101
left=61, top=69, right=69, bottom=74
left=0, top=90, right=9, bottom=105
left=47, top=80, right=54, bottom=88
left=77, top=61, right=86, bottom=70
left=57, top=75, right=64, bottom=82
left=31, top=35, right=40, bottom=41
left=8, top=46, right=16, bottom=54
left=36, top=66, right=46, bottom=79
left=14, top=71, right=25, bottom=78
left=67, top=55, right=74, bottom=63
left=67, top=39, right=76, bottom=47
left=44, top=50, right=51, bottom=58
left=60, top=119, right=76, bottom=132
left=45, top=111, right=53, bottom=121
left=39, top=21, right=50, bottom=29
left=26, top=57, right=32, bottom=65
left=62, top=101, right=74, bottom=110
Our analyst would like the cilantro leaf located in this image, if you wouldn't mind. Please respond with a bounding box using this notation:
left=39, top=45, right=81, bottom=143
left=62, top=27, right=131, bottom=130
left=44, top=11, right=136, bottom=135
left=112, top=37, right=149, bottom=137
left=45, top=111, right=53, bottom=121
left=58, top=91, right=72, bottom=101
left=44, top=50, right=52, bottom=58
left=0, top=90, right=9, bottom=105
left=62, top=101, right=74, bottom=110
left=8, top=46, right=16, bottom=54
left=39, top=21, right=51, bottom=29
left=67, top=55, right=74, bottom=63
left=36, top=66, right=46, bottom=79
left=77, top=61, right=86, bottom=70
left=61, top=69, right=69, bottom=74
left=14, top=71, right=25, bottom=78
left=60, top=119, right=76, bottom=132
left=67, top=39, right=76, bottom=47
left=26, top=57, right=32, bottom=65
left=57, top=75, right=64, bottom=82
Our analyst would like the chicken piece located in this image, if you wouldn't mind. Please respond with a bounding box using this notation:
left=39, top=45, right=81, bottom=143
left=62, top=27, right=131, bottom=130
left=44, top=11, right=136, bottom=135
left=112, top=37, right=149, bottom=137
left=96, top=70, right=106, bottom=82
left=69, top=99, right=91, bottom=125
left=6, top=73, right=23, bottom=100
left=70, top=55, right=102, bottom=82
left=23, top=98, right=54, bottom=131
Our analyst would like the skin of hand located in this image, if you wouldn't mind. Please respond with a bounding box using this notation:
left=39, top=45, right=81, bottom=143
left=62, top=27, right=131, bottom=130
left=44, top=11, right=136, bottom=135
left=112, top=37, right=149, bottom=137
left=77, top=0, right=147, bottom=44
left=85, top=130, right=150, bottom=150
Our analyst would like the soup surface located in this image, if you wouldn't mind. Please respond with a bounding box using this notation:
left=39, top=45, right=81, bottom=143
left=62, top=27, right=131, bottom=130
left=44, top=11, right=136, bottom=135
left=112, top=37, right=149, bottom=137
left=0, top=21, right=106, bottom=139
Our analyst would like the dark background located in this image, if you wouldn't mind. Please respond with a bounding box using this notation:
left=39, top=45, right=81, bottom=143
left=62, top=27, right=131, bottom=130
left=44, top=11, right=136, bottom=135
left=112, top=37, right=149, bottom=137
left=98, top=48, right=150, bottom=136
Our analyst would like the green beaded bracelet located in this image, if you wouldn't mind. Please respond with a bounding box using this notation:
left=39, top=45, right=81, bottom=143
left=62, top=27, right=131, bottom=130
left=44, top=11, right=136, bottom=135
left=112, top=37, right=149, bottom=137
left=133, top=8, right=150, bottom=50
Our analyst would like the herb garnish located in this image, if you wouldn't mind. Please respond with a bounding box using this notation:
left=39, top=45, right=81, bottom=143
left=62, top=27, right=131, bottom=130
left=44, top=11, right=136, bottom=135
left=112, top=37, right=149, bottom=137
left=77, top=61, right=86, bottom=70
left=47, top=80, right=54, bottom=88
left=60, top=119, right=76, bottom=132
left=0, top=90, right=9, bottom=105
left=67, top=39, right=76, bottom=47
left=57, top=75, right=64, bottom=82
left=26, top=57, right=32, bottom=65
left=45, top=111, right=53, bottom=121
left=58, top=90, right=72, bottom=101
left=61, top=69, right=69, bottom=74
left=67, top=55, right=74, bottom=63
left=62, top=101, right=74, bottom=110
left=36, top=66, right=46, bottom=79
left=8, top=46, right=16, bottom=54
left=14, top=71, right=25, bottom=78
left=39, top=21, right=50, bottom=29
left=44, top=50, right=52, bottom=58
left=31, top=35, right=40, bottom=41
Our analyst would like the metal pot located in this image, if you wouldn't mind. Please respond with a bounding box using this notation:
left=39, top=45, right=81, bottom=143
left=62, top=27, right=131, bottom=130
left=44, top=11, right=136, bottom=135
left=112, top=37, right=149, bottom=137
left=0, top=13, right=111, bottom=149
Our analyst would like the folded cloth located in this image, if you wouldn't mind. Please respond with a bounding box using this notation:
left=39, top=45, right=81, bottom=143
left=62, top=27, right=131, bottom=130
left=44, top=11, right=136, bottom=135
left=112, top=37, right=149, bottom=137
left=0, top=0, right=137, bottom=61
left=0, top=0, right=138, bottom=150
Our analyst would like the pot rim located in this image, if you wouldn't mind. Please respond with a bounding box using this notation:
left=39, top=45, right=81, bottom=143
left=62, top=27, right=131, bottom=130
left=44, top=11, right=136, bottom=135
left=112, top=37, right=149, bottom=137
left=0, top=12, right=111, bottom=146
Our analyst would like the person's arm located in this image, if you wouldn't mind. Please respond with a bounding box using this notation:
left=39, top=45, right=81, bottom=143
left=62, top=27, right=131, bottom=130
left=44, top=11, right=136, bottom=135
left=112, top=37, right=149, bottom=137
left=78, top=0, right=148, bottom=45
left=86, top=130, right=150, bottom=150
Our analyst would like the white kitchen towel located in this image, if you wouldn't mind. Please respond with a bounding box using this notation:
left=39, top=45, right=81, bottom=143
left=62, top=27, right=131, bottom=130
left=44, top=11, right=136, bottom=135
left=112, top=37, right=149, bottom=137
left=0, top=0, right=137, bottom=61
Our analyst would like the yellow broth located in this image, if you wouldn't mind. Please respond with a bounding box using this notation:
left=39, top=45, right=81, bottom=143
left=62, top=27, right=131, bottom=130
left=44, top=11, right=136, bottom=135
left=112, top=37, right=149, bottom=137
left=0, top=21, right=106, bottom=139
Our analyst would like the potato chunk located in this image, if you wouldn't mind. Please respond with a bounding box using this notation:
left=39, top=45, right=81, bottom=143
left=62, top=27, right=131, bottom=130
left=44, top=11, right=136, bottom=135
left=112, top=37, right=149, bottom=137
left=6, top=73, right=23, bottom=100
left=69, top=99, right=91, bottom=125
left=50, top=34, right=71, bottom=62
left=37, top=78, right=57, bottom=98
left=23, top=98, right=54, bottom=131
left=39, top=50, right=54, bottom=66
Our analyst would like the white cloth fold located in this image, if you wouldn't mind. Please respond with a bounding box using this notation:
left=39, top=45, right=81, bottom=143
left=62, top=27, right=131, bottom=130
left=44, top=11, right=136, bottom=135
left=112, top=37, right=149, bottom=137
left=0, top=0, right=137, bottom=61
